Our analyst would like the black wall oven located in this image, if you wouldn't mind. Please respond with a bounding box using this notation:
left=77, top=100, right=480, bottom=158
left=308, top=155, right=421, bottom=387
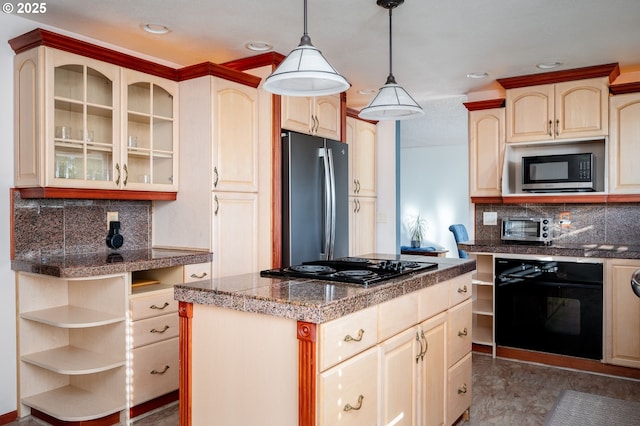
left=495, top=257, right=603, bottom=360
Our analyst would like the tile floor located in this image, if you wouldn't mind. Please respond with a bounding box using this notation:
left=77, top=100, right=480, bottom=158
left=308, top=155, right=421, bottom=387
left=9, top=353, right=640, bottom=425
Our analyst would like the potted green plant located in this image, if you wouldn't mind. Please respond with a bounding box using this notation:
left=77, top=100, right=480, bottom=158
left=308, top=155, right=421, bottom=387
left=408, top=214, right=428, bottom=248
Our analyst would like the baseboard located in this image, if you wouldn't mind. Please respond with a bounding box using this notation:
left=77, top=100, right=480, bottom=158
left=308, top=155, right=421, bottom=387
left=130, top=390, right=179, bottom=419
left=496, top=346, right=640, bottom=380
left=0, top=411, right=18, bottom=425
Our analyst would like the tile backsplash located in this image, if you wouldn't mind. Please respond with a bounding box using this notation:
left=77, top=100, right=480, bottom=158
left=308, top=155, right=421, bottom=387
left=12, top=191, right=152, bottom=257
left=475, top=203, right=640, bottom=245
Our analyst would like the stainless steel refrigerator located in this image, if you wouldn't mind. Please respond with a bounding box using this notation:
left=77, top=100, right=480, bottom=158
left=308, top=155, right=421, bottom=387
left=282, top=131, right=349, bottom=267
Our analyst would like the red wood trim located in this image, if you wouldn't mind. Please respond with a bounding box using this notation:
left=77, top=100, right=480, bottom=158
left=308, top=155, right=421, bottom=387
left=297, top=321, right=317, bottom=426
left=0, top=410, right=18, bottom=424
left=17, top=187, right=177, bottom=201
left=471, top=196, right=504, bottom=204
left=609, top=82, right=640, bottom=95
left=345, top=107, right=378, bottom=125
left=30, top=408, right=120, bottom=426
left=130, top=390, right=179, bottom=419
left=472, top=343, right=493, bottom=355
left=497, top=346, right=640, bottom=380
left=272, top=94, right=282, bottom=268
left=340, top=92, right=347, bottom=142
left=9, top=28, right=179, bottom=81
left=179, top=302, right=193, bottom=426
left=605, top=194, right=640, bottom=203
left=502, top=194, right=608, bottom=204
left=221, top=52, right=285, bottom=72
left=176, top=62, right=261, bottom=87
left=497, top=63, right=620, bottom=89
left=463, top=99, right=506, bottom=111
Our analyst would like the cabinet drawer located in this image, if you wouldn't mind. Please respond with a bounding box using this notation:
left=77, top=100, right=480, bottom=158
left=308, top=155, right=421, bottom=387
left=319, top=346, right=379, bottom=426
left=319, top=306, right=378, bottom=371
left=447, top=299, right=472, bottom=367
left=131, top=313, right=178, bottom=348
left=449, top=272, right=472, bottom=307
left=447, top=353, right=472, bottom=425
left=183, top=262, right=211, bottom=283
left=378, top=292, right=419, bottom=341
left=131, top=337, right=179, bottom=406
left=130, top=290, right=177, bottom=321
left=418, top=281, right=449, bottom=322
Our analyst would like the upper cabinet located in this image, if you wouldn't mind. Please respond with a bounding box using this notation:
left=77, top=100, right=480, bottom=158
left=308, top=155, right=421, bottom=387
left=282, top=94, right=341, bottom=140
left=346, top=116, right=377, bottom=197
left=504, top=77, right=609, bottom=143
left=609, top=92, right=640, bottom=194
left=468, top=107, right=505, bottom=198
left=14, top=48, right=178, bottom=195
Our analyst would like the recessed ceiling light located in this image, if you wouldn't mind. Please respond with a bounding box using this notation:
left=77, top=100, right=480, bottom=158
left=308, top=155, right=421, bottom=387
left=142, top=23, right=171, bottom=35
left=466, top=72, right=489, bottom=79
left=536, top=61, right=563, bottom=69
left=245, top=41, right=273, bottom=52
left=358, top=89, right=377, bottom=95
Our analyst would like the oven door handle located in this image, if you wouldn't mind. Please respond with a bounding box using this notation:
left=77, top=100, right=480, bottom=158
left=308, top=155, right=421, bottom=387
left=496, top=278, right=602, bottom=290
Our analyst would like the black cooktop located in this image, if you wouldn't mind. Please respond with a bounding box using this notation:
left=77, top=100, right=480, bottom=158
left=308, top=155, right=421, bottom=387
left=260, top=257, right=438, bottom=286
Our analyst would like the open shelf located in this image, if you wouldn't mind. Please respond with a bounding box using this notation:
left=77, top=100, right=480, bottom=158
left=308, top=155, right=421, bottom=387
left=21, top=306, right=125, bottom=328
left=21, top=346, right=125, bottom=375
left=473, top=298, right=493, bottom=316
left=23, top=385, right=126, bottom=422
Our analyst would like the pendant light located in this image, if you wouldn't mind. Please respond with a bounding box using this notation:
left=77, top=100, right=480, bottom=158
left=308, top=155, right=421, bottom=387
left=359, top=0, right=424, bottom=120
left=263, top=0, right=349, bottom=97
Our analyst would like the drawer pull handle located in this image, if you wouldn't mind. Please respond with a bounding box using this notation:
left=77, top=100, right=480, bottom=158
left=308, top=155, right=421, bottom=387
left=344, top=329, right=364, bottom=342
left=343, top=394, right=364, bottom=412
left=415, top=331, right=424, bottom=363
left=150, top=365, right=170, bottom=375
left=458, top=384, right=468, bottom=394
left=190, top=272, right=208, bottom=279
left=457, top=285, right=468, bottom=294
left=458, top=327, right=468, bottom=337
left=150, top=302, right=170, bottom=310
left=151, top=325, right=170, bottom=334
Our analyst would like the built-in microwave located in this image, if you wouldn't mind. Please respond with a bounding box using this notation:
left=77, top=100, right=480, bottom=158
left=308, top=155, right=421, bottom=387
left=522, top=153, right=595, bottom=192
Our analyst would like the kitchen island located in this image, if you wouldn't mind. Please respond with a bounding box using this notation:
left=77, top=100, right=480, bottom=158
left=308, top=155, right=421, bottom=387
left=174, top=254, right=476, bottom=426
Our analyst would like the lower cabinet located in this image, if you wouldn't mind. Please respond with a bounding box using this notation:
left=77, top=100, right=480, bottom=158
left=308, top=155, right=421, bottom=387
left=605, top=259, right=640, bottom=368
left=317, top=272, right=473, bottom=426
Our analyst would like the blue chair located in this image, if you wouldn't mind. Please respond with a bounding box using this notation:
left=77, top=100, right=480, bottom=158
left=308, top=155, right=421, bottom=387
left=448, top=224, right=469, bottom=259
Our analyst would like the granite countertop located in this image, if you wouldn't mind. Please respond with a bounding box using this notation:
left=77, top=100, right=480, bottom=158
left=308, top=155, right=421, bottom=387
left=11, top=248, right=213, bottom=278
left=174, top=254, right=476, bottom=324
left=459, top=240, right=640, bottom=259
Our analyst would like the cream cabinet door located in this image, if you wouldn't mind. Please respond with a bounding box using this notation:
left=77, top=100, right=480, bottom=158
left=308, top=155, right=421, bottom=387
left=447, top=353, right=472, bottom=425
left=122, top=69, right=178, bottom=191
left=505, top=84, right=554, bottom=142
left=418, top=313, right=447, bottom=426
left=349, top=196, right=376, bottom=257
left=609, top=93, right=640, bottom=194
left=319, top=346, right=380, bottom=426
left=314, top=94, right=341, bottom=140
left=379, top=327, right=419, bottom=426
left=468, top=108, right=505, bottom=197
left=281, top=95, right=314, bottom=134
left=605, top=259, right=640, bottom=368
left=555, top=78, right=608, bottom=139
left=213, top=79, right=259, bottom=192
left=212, top=192, right=259, bottom=278
left=347, top=117, right=377, bottom=197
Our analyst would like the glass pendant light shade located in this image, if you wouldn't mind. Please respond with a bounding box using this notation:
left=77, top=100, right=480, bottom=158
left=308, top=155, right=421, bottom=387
left=358, top=0, right=423, bottom=120
left=263, top=0, right=349, bottom=97
left=358, top=74, right=424, bottom=120
left=263, top=35, right=350, bottom=96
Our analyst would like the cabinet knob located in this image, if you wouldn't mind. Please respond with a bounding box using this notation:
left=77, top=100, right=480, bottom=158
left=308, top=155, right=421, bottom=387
left=343, top=394, right=364, bottom=412
left=457, top=384, right=468, bottom=394
left=458, top=327, right=468, bottom=337
left=457, top=285, right=468, bottom=294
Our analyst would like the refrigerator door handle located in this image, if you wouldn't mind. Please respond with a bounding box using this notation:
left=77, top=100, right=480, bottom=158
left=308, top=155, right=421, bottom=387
left=319, top=148, right=332, bottom=260
left=327, top=148, right=337, bottom=259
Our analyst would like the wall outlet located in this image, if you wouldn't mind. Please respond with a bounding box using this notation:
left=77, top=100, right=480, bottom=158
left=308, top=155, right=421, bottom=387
left=559, top=211, right=571, bottom=228
left=107, top=211, right=118, bottom=229
left=483, top=212, right=498, bottom=226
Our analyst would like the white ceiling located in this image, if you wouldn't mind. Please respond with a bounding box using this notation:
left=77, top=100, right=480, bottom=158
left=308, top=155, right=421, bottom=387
left=15, top=0, right=640, bottom=109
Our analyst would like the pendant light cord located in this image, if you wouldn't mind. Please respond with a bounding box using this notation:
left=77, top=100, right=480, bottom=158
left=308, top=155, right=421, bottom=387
left=300, top=0, right=311, bottom=46
left=386, top=6, right=397, bottom=84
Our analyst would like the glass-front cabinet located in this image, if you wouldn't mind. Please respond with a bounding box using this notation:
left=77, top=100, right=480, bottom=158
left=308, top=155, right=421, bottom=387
left=124, top=70, right=177, bottom=190
left=14, top=47, right=178, bottom=194
left=51, top=56, right=117, bottom=187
